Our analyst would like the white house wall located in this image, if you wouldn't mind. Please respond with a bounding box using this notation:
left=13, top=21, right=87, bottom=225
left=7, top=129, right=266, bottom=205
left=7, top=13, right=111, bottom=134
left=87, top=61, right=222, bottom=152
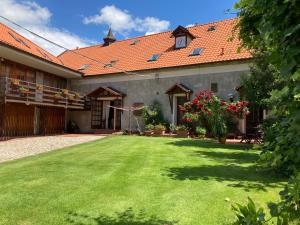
left=69, top=62, right=250, bottom=132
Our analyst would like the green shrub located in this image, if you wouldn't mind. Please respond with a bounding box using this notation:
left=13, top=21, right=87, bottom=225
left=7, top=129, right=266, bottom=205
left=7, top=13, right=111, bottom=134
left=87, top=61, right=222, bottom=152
left=175, top=125, right=189, bottom=132
left=145, top=124, right=154, bottom=131
left=153, top=124, right=166, bottom=131
left=142, top=101, right=166, bottom=126
left=196, top=126, right=206, bottom=136
left=169, top=124, right=177, bottom=133
left=230, top=197, right=266, bottom=225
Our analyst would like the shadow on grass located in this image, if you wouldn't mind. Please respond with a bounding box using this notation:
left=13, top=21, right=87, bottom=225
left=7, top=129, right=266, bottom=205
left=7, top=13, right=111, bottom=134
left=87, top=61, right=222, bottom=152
left=165, top=165, right=285, bottom=192
left=66, top=208, right=177, bottom=225
left=192, top=150, right=259, bottom=164
left=168, top=139, right=252, bottom=150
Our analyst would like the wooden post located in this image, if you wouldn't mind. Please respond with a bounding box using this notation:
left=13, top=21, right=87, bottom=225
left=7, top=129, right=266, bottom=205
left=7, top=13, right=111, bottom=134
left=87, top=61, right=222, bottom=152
left=128, top=107, right=132, bottom=135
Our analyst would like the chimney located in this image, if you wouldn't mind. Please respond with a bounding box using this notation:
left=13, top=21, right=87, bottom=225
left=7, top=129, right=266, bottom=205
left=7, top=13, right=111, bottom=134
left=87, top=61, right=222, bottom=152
left=103, top=28, right=116, bottom=46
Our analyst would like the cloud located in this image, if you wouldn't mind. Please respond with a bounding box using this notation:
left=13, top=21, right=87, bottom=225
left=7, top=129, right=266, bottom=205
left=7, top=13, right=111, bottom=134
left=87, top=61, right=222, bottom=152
left=83, top=5, right=170, bottom=36
left=0, top=0, right=94, bottom=55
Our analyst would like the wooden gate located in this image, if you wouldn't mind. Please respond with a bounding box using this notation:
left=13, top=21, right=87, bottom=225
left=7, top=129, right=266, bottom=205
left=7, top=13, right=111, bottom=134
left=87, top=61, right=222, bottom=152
left=40, top=107, right=65, bottom=135
left=4, top=103, right=35, bottom=136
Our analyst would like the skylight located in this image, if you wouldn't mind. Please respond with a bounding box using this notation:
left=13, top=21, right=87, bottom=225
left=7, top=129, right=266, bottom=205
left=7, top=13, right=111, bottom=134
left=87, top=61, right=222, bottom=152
left=148, top=54, right=160, bottom=62
left=130, top=40, right=140, bottom=45
left=8, top=32, right=30, bottom=48
left=37, top=49, right=52, bottom=61
left=189, top=48, right=203, bottom=56
left=207, top=26, right=216, bottom=31
left=104, top=60, right=118, bottom=68
left=78, top=64, right=90, bottom=70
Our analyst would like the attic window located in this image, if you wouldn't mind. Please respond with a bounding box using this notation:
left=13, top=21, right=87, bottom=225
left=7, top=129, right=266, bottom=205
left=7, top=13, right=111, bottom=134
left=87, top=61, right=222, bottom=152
left=148, top=54, right=160, bottom=62
left=8, top=32, right=30, bottom=48
left=78, top=64, right=90, bottom=70
left=130, top=40, right=140, bottom=45
left=104, top=60, right=118, bottom=68
left=37, top=49, right=52, bottom=61
left=189, top=48, right=203, bottom=56
left=207, top=26, right=216, bottom=31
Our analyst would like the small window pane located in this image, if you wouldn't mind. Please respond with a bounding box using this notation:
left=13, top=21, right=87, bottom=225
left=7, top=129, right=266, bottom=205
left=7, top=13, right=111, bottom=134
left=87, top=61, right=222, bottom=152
left=148, top=54, right=160, bottom=62
left=211, top=83, right=218, bottom=93
left=189, top=48, right=203, bottom=56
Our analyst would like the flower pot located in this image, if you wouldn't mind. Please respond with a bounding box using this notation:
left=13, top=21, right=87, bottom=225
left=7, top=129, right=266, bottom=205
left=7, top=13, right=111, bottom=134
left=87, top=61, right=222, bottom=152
left=144, top=130, right=153, bottom=136
left=176, top=130, right=189, bottom=138
left=218, top=137, right=227, bottom=144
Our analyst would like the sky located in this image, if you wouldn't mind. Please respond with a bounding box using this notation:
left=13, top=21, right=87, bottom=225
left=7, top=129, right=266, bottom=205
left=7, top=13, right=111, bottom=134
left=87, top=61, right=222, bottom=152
left=0, top=0, right=238, bottom=55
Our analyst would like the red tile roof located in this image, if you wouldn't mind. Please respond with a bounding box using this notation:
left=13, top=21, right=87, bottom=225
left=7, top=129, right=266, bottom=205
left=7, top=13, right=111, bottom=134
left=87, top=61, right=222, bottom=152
left=0, top=22, right=63, bottom=65
left=58, top=18, right=252, bottom=76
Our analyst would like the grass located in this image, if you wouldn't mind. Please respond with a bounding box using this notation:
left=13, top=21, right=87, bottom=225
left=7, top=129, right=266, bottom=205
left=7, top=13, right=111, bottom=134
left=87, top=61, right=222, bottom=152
left=0, top=136, right=285, bottom=225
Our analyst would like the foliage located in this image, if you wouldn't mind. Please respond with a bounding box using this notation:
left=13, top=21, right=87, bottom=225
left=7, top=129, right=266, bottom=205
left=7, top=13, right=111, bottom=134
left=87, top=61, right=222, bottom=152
left=145, top=124, right=154, bottom=131
left=229, top=197, right=266, bottom=225
left=180, top=90, right=249, bottom=138
left=142, top=101, right=167, bottom=126
left=268, top=173, right=300, bottom=224
left=175, top=125, right=189, bottom=132
left=235, top=0, right=300, bottom=176
left=153, top=124, right=166, bottom=131
left=122, top=129, right=129, bottom=135
left=169, top=123, right=177, bottom=133
left=195, top=126, right=206, bottom=136
left=240, top=54, right=281, bottom=109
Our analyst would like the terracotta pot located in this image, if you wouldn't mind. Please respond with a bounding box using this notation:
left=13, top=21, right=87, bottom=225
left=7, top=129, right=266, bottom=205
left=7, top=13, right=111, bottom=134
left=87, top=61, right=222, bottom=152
left=144, top=130, right=153, bottom=136
left=176, top=130, right=189, bottom=138
left=218, top=137, right=227, bottom=144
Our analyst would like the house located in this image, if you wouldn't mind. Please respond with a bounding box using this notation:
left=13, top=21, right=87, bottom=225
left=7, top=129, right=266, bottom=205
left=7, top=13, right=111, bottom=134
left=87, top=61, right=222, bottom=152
left=0, top=18, right=258, bottom=137
left=0, top=23, right=84, bottom=137
left=58, top=18, right=253, bottom=133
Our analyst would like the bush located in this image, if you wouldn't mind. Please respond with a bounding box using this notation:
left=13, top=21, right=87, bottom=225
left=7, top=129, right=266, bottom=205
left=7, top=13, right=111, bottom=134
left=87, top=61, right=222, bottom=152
left=196, top=126, right=206, bottom=136
left=169, top=124, right=176, bottom=134
left=145, top=124, right=154, bottom=131
left=175, top=125, right=189, bottom=132
left=67, top=121, right=80, bottom=133
left=229, top=197, right=266, bottom=225
left=142, top=101, right=166, bottom=126
left=153, top=124, right=166, bottom=131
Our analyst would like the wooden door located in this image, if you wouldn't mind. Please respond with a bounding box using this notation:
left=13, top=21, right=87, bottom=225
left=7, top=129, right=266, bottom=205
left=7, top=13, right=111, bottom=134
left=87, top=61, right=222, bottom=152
left=40, top=107, right=65, bottom=135
left=4, top=103, right=34, bottom=136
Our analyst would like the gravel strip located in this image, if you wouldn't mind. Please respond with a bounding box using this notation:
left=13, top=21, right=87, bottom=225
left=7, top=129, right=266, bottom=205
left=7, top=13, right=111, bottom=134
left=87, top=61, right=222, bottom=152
left=0, top=135, right=106, bottom=163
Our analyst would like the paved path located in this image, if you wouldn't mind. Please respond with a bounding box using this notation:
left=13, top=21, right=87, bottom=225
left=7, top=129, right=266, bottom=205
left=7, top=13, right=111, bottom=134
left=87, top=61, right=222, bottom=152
left=0, top=134, right=106, bottom=163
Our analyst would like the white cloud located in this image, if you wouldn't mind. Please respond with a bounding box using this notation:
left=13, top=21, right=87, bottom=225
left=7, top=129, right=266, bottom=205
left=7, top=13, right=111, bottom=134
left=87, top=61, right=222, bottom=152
left=0, top=0, right=94, bottom=55
left=83, top=5, right=170, bottom=36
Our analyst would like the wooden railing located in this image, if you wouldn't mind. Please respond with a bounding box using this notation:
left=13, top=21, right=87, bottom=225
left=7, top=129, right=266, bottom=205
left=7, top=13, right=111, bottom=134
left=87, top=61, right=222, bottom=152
left=1, top=77, right=85, bottom=109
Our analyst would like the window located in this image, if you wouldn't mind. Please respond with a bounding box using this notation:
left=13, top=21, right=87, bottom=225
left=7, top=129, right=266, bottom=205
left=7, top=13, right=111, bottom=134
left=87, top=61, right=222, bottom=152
left=78, top=64, right=90, bottom=70
left=211, top=83, right=218, bottom=93
left=207, top=26, right=216, bottom=31
left=104, top=60, right=118, bottom=68
left=189, top=48, right=203, bottom=56
left=8, top=32, right=30, bottom=48
left=148, top=54, right=160, bottom=62
left=130, top=40, right=140, bottom=45
left=37, top=49, right=52, bottom=61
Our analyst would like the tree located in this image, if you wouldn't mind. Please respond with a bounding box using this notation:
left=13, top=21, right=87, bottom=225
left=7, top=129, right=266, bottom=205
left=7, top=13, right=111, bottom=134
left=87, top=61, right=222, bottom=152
left=235, top=0, right=300, bottom=175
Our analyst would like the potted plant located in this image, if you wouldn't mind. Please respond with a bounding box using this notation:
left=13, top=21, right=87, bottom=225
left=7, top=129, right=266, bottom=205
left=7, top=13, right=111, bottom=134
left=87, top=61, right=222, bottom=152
left=176, top=125, right=189, bottom=137
left=11, top=78, right=20, bottom=86
left=144, top=124, right=154, bottom=136
left=212, top=118, right=228, bottom=144
left=36, top=84, right=43, bottom=91
left=169, top=123, right=176, bottom=134
left=19, top=86, right=30, bottom=95
left=196, top=126, right=206, bottom=138
left=153, top=124, right=166, bottom=136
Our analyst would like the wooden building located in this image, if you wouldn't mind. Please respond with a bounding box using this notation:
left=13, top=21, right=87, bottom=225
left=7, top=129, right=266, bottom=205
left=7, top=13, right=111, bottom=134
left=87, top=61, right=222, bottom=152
left=0, top=23, right=84, bottom=138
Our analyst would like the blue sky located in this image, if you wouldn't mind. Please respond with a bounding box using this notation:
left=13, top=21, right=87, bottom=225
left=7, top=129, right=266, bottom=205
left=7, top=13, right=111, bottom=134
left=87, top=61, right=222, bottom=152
left=0, top=0, right=238, bottom=54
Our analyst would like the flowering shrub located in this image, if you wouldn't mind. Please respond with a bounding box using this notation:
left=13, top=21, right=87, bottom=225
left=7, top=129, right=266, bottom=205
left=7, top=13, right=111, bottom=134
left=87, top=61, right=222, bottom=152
left=180, top=90, right=249, bottom=138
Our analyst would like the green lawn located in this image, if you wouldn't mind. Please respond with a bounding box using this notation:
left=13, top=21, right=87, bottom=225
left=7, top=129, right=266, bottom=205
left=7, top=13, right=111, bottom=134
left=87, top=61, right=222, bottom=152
left=0, top=136, right=285, bottom=225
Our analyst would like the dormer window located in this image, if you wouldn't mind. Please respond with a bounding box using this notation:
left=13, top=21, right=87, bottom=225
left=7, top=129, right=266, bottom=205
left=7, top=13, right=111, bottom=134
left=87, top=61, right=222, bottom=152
left=175, top=36, right=187, bottom=48
left=172, top=25, right=195, bottom=49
